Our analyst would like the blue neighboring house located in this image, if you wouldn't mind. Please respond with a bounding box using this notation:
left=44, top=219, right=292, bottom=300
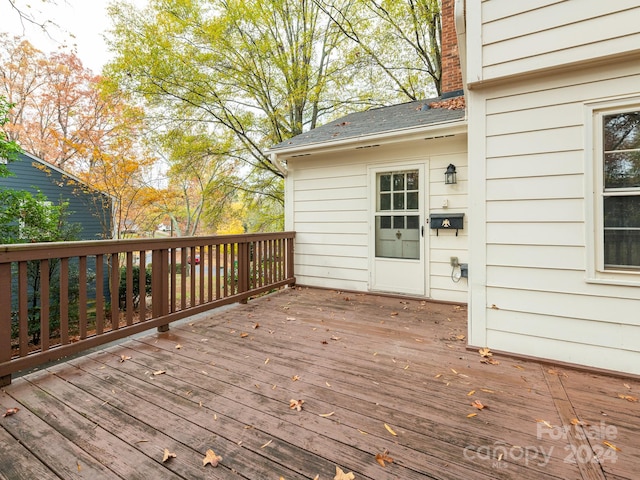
left=0, top=151, right=113, bottom=240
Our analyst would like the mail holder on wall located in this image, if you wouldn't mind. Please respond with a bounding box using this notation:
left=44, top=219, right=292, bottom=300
left=430, top=213, right=464, bottom=236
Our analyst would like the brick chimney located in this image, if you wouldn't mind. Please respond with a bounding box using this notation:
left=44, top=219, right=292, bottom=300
left=440, top=0, right=463, bottom=96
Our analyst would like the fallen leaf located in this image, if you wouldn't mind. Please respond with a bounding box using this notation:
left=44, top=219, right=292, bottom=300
left=253, top=323, right=260, bottom=329
left=481, top=357, right=500, bottom=365
left=390, top=312, right=399, bottom=316
left=384, top=423, right=397, bottom=436
left=162, top=448, right=176, bottom=463
left=435, top=374, right=442, bottom=378
left=617, top=393, right=638, bottom=402
left=289, top=399, right=305, bottom=411
left=331, top=336, right=341, bottom=341
left=514, top=365, right=525, bottom=370
left=334, top=466, right=355, bottom=480
left=291, top=375, right=300, bottom=381
left=480, top=388, right=495, bottom=393
left=603, top=441, right=621, bottom=452
left=202, top=449, right=222, bottom=467
left=326, top=381, right=332, bottom=387
left=467, top=390, right=476, bottom=396
left=175, top=344, right=182, bottom=350
left=471, top=400, right=485, bottom=410
left=375, top=450, right=394, bottom=467
left=261, top=439, right=273, bottom=449
left=624, top=383, right=631, bottom=390
left=478, top=348, right=492, bottom=358
left=153, top=370, right=166, bottom=376
left=570, top=418, right=590, bottom=426
left=466, top=413, right=477, bottom=418
left=319, top=411, right=335, bottom=417
left=536, top=419, right=553, bottom=428
left=119, top=355, right=131, bottom=362
left=451, top=368, right=458, bottom=374
left=240, top=332, right=249, bottom=338
left=2, top=408, right=19, bottom=417
left=456, top=334, right=466, bottom=341
left=264, top=358, right=270, bottom=364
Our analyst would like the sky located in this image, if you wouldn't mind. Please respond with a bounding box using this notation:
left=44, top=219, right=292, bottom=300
left=2, top=0, right=147, bottom=73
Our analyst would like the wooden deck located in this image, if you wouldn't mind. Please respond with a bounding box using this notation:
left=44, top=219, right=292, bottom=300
left=1, top=287, right=638, bottom=479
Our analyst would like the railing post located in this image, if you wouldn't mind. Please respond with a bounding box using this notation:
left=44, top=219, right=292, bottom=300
left=152, top=249, right=170, bottom=332
left=287, top=236, right=295, bottom=284
left=238, top=241, right=250, bottom=304
left=0, top=263, right=12, bottom=386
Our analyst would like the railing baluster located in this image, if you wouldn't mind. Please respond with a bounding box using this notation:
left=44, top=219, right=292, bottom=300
left=59, top=258, right=69, bottom=345
left=207, top=244, right=213, bottom=302
left=79, top=256, right=87, bottom=339
left=40, top=259, right=50, bottom=351
left=180, top=247, right=187, bottom=311
left=199, top=245, right=205, bottom=306
left=169, top=248, right=176, bottom=313
left=18, top=261, right=28, bottom=357
left=95, top=254, right=104, bottom=335
left=0, top=262, right=12, bottom=385
left=139, top=250, right=147, bottom=320
left=126, top=251, right=134, bottom=326
left=215, top=244, right=221, bottom=300
left=110, top=254, right=119, bottom=331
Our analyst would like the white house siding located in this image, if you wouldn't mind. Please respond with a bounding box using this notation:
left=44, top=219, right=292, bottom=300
left=285, top=135, right=468, bottom=303
left=477, top=0, right=640, bottom=82
left=467, top=54, right=640, bottom=374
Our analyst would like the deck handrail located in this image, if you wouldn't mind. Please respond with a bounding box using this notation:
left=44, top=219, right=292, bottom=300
left=0, top=232, right=296, bottom=385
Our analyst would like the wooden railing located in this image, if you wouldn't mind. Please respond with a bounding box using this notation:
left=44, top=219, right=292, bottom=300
left=0, top=232, right=295, bottom=385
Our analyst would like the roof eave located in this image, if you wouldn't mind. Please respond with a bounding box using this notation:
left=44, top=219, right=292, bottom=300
left=267, top=118, right=468, bottom=158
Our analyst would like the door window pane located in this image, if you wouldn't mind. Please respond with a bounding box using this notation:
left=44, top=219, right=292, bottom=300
left=380, top=216, right=391, bottom=229
left=393, top=193, right=404, bottom=210
left=380, top=174, right=391, bottom=192
left=393, top=216, right=405, bottom=229
left=406, top=192, right=418, bottom=210
left=393, top=174, right=404, bottom=191
left=407, top=215, right=419, bottom=229
left=380, top=193, right=391, bottom=210
left=406, top=172, right=418, bottom=190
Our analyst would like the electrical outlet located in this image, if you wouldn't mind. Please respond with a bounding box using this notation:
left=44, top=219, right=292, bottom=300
left=450, top=256, right=459, bottom=267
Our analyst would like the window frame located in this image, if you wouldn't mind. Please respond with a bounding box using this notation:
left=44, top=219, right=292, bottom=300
left=586, top=96, right=640, bottom=284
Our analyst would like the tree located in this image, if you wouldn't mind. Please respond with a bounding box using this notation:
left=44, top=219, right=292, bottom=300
left=105, top=0, right=370, bottom=208
left=314, top=0, right=442, bottom=98
left=0, top=96, right=22, bottom=174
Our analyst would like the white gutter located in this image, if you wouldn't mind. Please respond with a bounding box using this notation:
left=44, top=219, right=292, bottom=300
left=270, top=152, right=288, bottom=177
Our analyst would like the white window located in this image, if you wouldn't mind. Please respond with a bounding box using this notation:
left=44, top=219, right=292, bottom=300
left=588, top=99, right=640, bottom=282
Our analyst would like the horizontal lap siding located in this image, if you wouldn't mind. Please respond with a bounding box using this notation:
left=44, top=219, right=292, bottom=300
left=481, top=63, right=640, bottom=374
left=481, top=0, right=640, bottom=81
left=289, top=136, right=468, bottom=301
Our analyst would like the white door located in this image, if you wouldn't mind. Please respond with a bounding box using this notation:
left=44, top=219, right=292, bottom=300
left=370, top=165, right=426, bottom=296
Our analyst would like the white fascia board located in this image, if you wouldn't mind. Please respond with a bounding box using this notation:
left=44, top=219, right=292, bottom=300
left=266, top=119, right=468, bottom=159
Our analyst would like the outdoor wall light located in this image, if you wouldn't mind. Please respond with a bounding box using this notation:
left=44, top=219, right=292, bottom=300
left=445, top=163, right=457, bottom=184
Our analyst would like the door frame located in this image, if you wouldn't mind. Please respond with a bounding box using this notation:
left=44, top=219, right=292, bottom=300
left=368, top=161, right=429, bottom=297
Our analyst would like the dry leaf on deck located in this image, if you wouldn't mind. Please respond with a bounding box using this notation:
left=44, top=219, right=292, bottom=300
left=153, top=370, right=166, bottom=376
left=240, top=332, right=249, bottom=338
left=478, top=348, right=492, bottom=358
left=471, top=400, right=486, bottom=410
left=334, top=466, right=355, bottom=480
left=162, top=448, right=176, bottom=463
left=617, top=393, right=638, bottom=402
left=291, top=375, right=300, bottom=381
left=289, top=399, right=305, bottom=411
left=384, top=423, right=397, bottom=436
left=481, top=357, right=500, bottom=365
left=253, top=323, right=260, bottom=329
left=375, top=450, right=394, bottom=467
left=536, top=419, right=553, bottom=428
left=466, top=413, right=477, bottom=418
left=319, top=411, right=335, bottom=417
left=2, top=407, right=19, bottom=417
left=467, top=390, right=476, bottom=396
left=175, top=344, right=182, bottom=350
left=202, top=449, right=222, bottom=467
left=603, top=441, right=621, bottom=452
left=119, top=355, right=132, bottom=362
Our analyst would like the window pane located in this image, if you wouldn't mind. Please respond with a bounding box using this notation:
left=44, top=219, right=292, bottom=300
left=604, top=230, right=640, bottom=269
left=380, top=193, right=391, bottom=210
left=406, top=215, right=419, bottom=229
left=406, top=172, right=419, bottom=190
left=604, top=196, right=640, bottom=228
left=393, top=174, right=404, bottom=191
left=380, top=216, right=391, bottom=229
left=604, top=112, right=640, bottom=151
left=393, top=216, right=405, bottom=229
left=406, top=192, right=418, bottom=210
left=604, top=152, right=640, bottom=189
left=393, top=193, right=404, bottom=210
left=380, top=174, right=391, bottom=192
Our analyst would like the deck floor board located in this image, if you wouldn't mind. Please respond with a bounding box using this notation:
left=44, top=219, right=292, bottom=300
left=1, top=287, right=638, bottom=479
